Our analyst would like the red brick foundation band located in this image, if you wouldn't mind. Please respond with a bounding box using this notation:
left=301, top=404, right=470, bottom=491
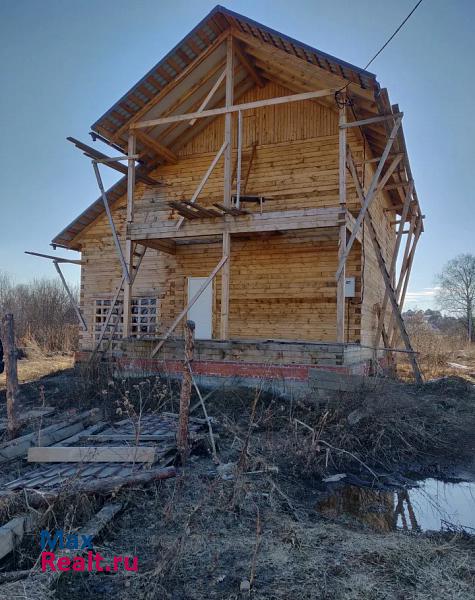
left=75, top=352, right=373, bottom=381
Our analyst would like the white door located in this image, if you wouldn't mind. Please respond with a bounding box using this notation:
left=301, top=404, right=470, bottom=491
left=187, top=277, right=213, bottom=339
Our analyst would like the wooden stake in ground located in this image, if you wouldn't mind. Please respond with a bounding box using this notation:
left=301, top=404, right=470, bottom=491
left=177, top=320, right=195, bottom=464
left=1, top=314, right=19, bottom=440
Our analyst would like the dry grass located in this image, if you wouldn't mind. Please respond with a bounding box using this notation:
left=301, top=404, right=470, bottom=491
left=400, top=321, right=475, bottom=381
left=0, top=351, right=73, bottom=389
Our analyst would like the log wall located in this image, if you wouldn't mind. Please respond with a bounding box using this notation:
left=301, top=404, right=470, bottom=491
left=73, top=81, right=395, bottom=352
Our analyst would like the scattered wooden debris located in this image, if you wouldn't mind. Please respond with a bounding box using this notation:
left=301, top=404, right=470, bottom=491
left=0, top=407, right=56, bottom=433
left=0, top=503, right=123, bottom=595
left=3, top=412, right=208, bottom=495
left=0, top=514, right=35, bottom=560
left=0, top=409, right=102, bottom=463
left=3, top=464, right=176, bottom=497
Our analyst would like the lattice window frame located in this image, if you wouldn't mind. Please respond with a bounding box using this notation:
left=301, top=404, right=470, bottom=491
left=131, top=297, right=158, bottom=338
left=93, top=297, right=158, bottom=341
left=93, top=299, right=123, bottom=341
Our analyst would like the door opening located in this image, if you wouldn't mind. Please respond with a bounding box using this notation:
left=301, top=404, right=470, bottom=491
left=187, top=277, right=213, bottom=339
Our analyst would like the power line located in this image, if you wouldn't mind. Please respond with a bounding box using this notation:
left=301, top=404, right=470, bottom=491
left=363, top=0, right=423, bottom=71
left=336, top=0, right=423, bottom=100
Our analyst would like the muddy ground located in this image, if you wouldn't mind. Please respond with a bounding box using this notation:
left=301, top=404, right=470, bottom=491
left=0, top=366, right=474, bottom=599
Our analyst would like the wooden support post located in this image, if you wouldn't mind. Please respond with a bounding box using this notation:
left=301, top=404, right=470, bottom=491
left=398, top=219, right=422, bottom=312
left=177, top=320, right=195, bottom=465
left=336, top=103, right=347, bottom=342
left=176, top=140, right=227, bottom=230
left=1, top=314, right=19, bottom=440
left=220, top=34, right=234, bottom=340
left=236, top=110, right=243, bottom=208
left=123, top=133, right=136, bottom=338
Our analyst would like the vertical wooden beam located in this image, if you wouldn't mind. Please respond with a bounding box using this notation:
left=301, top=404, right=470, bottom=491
left=1, top=314, right=19, bottom=440
left=177, top=320, right=195, bottom=465
left=398, top=218, right=422, bottom=311
left=336, top=103, right=347, bottom=342
left=236, top=110, right=243, bottom=208
left=123, top=133, right=136, bottom=338
left=220, top=34, right=233, bottom=340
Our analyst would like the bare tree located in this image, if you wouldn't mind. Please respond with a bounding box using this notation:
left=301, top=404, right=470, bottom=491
left=436, top=254, right=475, bottom=342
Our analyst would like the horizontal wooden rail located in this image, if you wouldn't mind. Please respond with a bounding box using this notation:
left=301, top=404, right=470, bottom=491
left=340, top=112, right=403, bottom=129
left=131, top=88, right=337, bottom=129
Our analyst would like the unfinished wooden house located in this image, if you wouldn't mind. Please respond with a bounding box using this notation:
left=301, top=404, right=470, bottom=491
left=47, top=6, right=424, bottom=388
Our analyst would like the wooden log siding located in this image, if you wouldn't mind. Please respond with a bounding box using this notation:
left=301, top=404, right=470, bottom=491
left=72, top=81, right=395, bottom=350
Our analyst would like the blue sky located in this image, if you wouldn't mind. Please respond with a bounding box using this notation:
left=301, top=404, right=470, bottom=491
left=1, top=0, right=473, bottom=310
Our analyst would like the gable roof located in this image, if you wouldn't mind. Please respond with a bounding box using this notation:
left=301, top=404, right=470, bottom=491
left=91, top=5, right=378, bottom=142
left=52, top=5, right=419, bottom=250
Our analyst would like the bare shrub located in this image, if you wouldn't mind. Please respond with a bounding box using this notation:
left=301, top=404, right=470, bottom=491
left=0, top=270, right=79, bottom=353
left=404, top=313, right=466, bottom=378
left=245, top=378, right=475, bottom=477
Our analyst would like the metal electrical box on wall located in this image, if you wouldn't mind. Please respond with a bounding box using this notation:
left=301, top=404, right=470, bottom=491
left=345, top=277, right=356, bottom=298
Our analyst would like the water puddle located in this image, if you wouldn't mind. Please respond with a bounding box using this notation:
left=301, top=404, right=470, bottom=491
left=317, top=478, right=475, bottom=533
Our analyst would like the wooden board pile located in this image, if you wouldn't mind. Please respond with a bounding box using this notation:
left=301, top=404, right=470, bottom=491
left=0, top=412, right=212, bottom=499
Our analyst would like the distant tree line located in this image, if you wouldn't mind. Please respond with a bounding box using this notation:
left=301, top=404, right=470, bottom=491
left=403, top=308, right=466, bottom=337
left=0, top=271, right=78, bottom=353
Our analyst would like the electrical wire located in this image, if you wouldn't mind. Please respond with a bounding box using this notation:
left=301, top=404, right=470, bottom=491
left=363, top=0, right=423, bottom=72
left=335, top=0, right=423, bottom=102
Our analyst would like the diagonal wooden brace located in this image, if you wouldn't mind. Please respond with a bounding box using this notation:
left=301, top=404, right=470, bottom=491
left=189, top=68, right=226, bottom=126
left=92, top=161, right=131, bottom=284
left=176, top=140, right=228, bottom=230
left=389, top=217, right=422, bottom=347
left=151, top=255, right=229, bottom=357
left=374, top=180, right=414, bottom=347
left=53, top=261, right=87, bottom=331
left=347, top=154, right=422, bottom=384
left=335, top=116, right=402, bottom=281
left=90, top=273, right=127, bottom=359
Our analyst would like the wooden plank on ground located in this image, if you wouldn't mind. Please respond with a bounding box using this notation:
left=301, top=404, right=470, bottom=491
left=0, top=409, right=102, bottom=463
left=28, top=446, right=158, bottom=463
